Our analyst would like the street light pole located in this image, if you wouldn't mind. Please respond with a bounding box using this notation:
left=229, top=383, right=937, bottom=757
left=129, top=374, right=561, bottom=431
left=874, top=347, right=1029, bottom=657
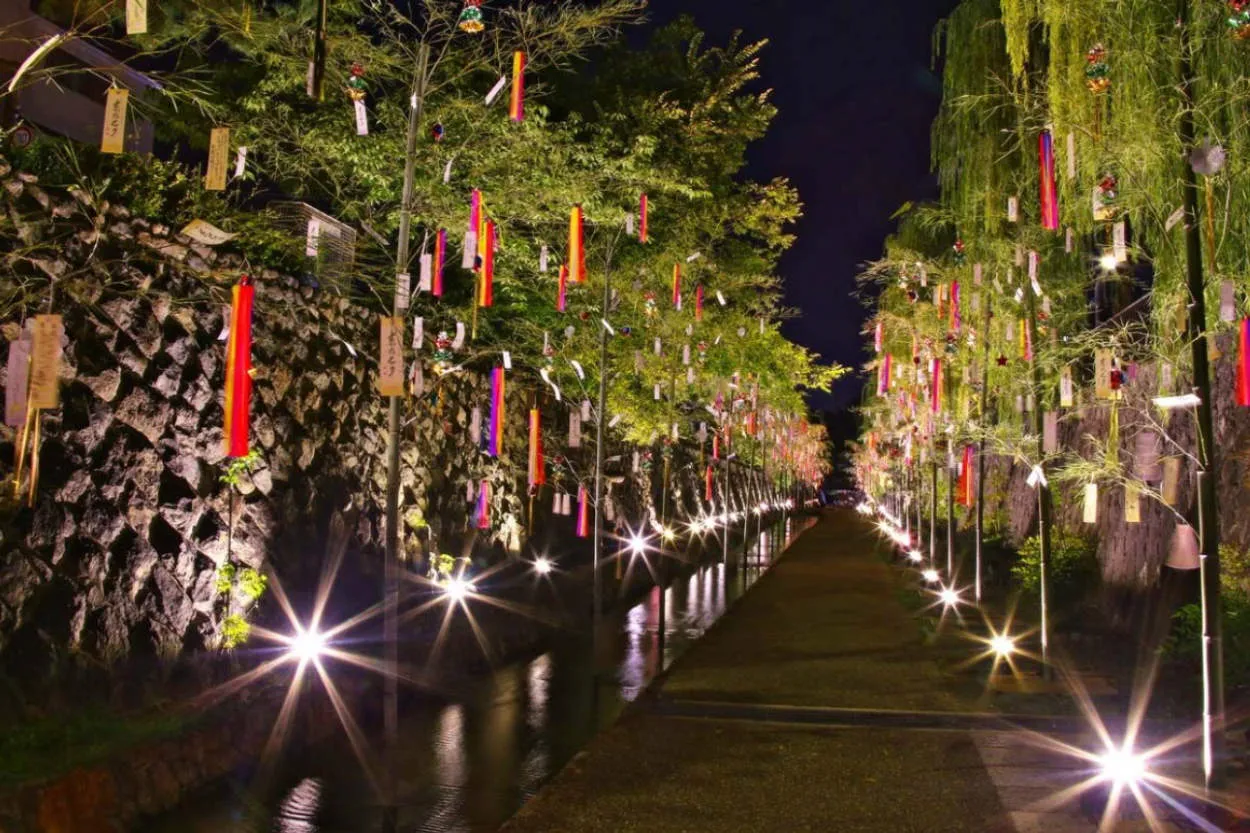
left=382, top=41, right=430, bottom=828
left=591, top=226, right=622, bottom=660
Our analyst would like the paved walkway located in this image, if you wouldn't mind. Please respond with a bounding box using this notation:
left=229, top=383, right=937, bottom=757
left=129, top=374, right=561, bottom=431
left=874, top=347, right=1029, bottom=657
left=501, top=510, right=1189, bottom=833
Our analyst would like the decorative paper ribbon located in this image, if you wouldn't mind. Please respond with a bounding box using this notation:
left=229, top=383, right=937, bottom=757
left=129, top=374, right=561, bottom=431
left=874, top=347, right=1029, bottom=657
left=639, top=194, right=649, bottom=243
left=478, top=220, right=495, bottom=307
left=877, top=354, right=892, bottom=396
left=568, top=206, right=586, bottom=283
left=1039, top=130, right=1059, bottom=231
left=432, top=229, right=447, bottom=297
left=470, top=189, right=482, bottom=239
left=476, top=480, right=491, bottom=529
left=557, top=264, right=568, bottom=312
left=672, top=264, right=682, bottom=309
left=528, top=408, right=545, bottom=486
left=223, top=276, right=255, bottom=458
left=489, top=366, right=505, bottom=456
left=957, top=445, right=974, bottom=505
left=575, top=485, right=590, bottom=537
left=705, top=465, right=714, bottom=501
left=1238, top=318, right=1250, bottom=407
left=509, top=51, right=525, bottom=122
left=695, top=285, right=704, bottom=322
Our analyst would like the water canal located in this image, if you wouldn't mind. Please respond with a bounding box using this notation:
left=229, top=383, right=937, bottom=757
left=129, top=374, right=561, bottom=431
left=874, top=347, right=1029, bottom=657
left=143, top=516, right=812, bottom=833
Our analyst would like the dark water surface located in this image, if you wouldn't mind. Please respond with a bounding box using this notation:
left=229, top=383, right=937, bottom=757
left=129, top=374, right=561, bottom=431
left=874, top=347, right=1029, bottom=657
left=144, top=517, right=810, bottom=833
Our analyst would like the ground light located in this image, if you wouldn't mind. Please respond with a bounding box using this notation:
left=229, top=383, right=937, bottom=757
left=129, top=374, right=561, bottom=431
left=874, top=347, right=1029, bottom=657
left=443, top=576, right=475, bottom=602
left=533, top=557, right=553, bottom=575
left=628, top=532, right=650, bottom=556
left=1097, top=745, right=1147, bottom=787
left=660, top=526, right=677, bottom=543
left=1098, top=252, right=1119, bottom=272
left=922, top=568, right=940, bottom=583
left=907, top=549, right=924, bottom=563
left=938, top=586, right=962, bottom=609
left=288, top=628, right=327, bottom=664
left=990, top=634, right=1016, bottom=658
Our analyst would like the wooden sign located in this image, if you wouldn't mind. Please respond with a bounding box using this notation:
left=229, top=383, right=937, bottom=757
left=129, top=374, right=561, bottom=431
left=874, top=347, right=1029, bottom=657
left=28, top=315, right=62, bottom=410
left=205, top=127, right=230, bottom=191
left=4, top=332, right=30, bottom=426
left=100, top=88, right=129, bottom=154
left=376, top=317, right=405, bottom=396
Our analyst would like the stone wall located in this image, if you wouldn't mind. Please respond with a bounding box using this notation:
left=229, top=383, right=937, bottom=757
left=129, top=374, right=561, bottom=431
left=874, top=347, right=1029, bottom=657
left=0, top=166, right=729, bottom=683
left=977, top=330, right=1250, bottom=592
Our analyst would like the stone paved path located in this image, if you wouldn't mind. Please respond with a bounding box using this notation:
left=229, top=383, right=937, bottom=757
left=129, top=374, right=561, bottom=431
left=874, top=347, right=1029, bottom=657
left=501, top=509, right=1194, bottom=832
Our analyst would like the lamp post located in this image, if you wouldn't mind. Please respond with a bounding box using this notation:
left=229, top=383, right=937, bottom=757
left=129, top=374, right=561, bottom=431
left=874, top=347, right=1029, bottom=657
left=1023, top=252, right=1052, bottom=678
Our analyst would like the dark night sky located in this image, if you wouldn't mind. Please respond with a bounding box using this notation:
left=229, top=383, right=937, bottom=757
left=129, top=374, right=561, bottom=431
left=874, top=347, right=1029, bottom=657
left=644, top=0, right=959, bottom=411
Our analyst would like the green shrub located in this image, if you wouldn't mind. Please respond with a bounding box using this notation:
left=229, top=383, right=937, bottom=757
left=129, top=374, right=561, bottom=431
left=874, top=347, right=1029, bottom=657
left=1166, top=587, right=1250, bottom=689
left=1012, top=532, right=1099, bottom=599
left=220, top=615, right=251, bottom=649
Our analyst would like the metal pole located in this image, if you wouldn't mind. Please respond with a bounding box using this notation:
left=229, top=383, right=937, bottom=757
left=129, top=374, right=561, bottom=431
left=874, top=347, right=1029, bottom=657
left=591, top=230, right=618, bottom=658
left=946, top=448, right=955, bottom=576
left=383, top=42, right=429, bottom=827
left=975, top=297, right=991, bottom=603
left=1023, top=256, right=1052, bottom=677
left=1178, top=0, right=1224, bottom=786
left=929, top=458, right=937, bottom=567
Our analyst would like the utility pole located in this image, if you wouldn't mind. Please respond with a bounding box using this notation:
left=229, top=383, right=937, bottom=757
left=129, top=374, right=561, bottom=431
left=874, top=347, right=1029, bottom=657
left=1177, top=0, right=1224, bottom=788
left=382, top=41, right=430, bottom=831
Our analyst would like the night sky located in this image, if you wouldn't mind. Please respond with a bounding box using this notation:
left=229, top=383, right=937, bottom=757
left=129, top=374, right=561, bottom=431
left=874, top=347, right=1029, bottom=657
left=646, top=0, right=959, bottom=411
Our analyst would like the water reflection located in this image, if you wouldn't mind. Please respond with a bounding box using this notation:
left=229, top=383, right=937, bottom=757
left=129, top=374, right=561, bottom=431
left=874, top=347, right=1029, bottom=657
left=144, top=518, right=809, bottom=833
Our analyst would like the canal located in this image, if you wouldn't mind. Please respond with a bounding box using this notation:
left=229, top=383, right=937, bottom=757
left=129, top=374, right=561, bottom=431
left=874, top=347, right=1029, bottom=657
left=143, top=516, right=811, bottom=832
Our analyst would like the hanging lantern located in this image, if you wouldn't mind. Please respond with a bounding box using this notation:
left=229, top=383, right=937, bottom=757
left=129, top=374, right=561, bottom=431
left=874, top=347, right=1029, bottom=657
left=458, top=0, right=485, bottom=33
left=1085, top=44, right=1110, bottom=94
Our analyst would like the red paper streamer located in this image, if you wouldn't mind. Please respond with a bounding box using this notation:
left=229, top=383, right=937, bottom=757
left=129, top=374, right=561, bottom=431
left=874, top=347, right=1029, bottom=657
left=705, top=465, right=714, bottom=501
left=695, top=285, right=704, bottom=322
left=476, top=480, right=491, bottom=529
left=557, top=264, right=568, bottom=312
left=957, top=445, right=975, bottom=506
left=877, top=354, right=892, bottom=396
left=1039, top=131, right=1059, bottom=231
left=223, top=276, right=254, bottom=458
left=639, top=194, right=649, bottom=243
left=528, top=408, right=545, bottom=486
left=489, top=366, right=505, bottom=457
left=1238, top=318, right=1250, bottom=406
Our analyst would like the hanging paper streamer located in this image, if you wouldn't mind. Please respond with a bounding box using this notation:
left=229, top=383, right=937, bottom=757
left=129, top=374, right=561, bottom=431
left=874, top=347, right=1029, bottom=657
left=432, top=229, right=447, bottom=297
left=478, top=220, right=495, bottom=307
left=509, top=51, right=525, bottom=123
left=930, top=358, right=942, bottom=414
left=1163, top=458, right=1181, bottom=506
left=950, top=281, right=961, bottom=332
left=705, top=465, right=714, bottom=501
left=639, top=194, right=649, bottom=243
left=1038, top=130, right=1059, bottom=230
left=101, top=87, right=129, bottom=154
left=557, top=264, right=568, bottom=312
left=877, top=354, right=892, bottom=396
left=1043, top=411, right=1058, bottom=453
left=568, top=206, right=586, bottom=283
left=469, top=406, right=482, bottom=444
left=1083, top=483, right=1098, bottom=523
left=206, top=127, right=230, bottom=191
left=1237, top=318, right=1250, bottom=407
left=476, top=480, right=491, bottom=529
left=223, top=277, right=255, bottom=457
left=575, top=486, right=591, bottom=538
left=1125, top=483, right=1141, bottom=523
left=569, top=410, right=582, bottom=448
left=528, top=408, right=545, bottom=486
left=539, top=245, right=549, bottom=274
left=956, top=445, right=974, bottom=506
left=672, top=264, right=682, bottom=309
left=695, top=285, right=704, bottom=322
left=489, top=366, right=505, bottom=456
left=1221, top=280, right=1236, bottom=323
left=874, top=322, right=883, bottom=353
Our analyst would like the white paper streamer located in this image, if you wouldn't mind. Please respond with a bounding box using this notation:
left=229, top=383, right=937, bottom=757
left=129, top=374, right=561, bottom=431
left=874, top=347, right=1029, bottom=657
left=1165, top=206, right=1185, bottom=232
left=564, top=326, right=575, bottom=339
left=716, top=290, right=727, bottom=306
left=502, top=351, right=512, bottom=370
left=625, top=215, right=635, bottom=236
left=467, top=480, right=476, bottom=502
left=412, top=317, right=424, bottom=349
left=682, top=344, right=691, bottom=365
left=634, top=350, right=643, bottom=371
left=562, top=493, right=572, bottom=516
left=686, top=252, right=702, bottom=263
left=1007, top=196, right=1019, bottom=223
left=654, top=384, right=661, bottom=401
left=354, top=99, right=369, bottom=136
left=443, top=158, right=454, bottom=184
left=462, top=231, right=478, bottom=269
left=395, top=272, right=411, bottom=310
left=419, top=254, right=433, bottom=292
left=601, top=319, right=615, bottom=335
left=453, top=321, right=466, bottom=349
left=687, top=366, right=695, bottom=384
left=632, top=451, right=640, bottom=472
left=470, top=407, right=482, bottom=444
left=569, top=411, right=582, bottom=448
left=485, top=75, right=508, bottom=105
left=571, top=360, right=585, bottom=380
left=305, top=218, right=320, bottom=257
left=4, top=331, right=30, bottom=427
left=973, top=263, right=982, bottom=286
left=233, top=146, right=247, bottom=178
left=539, top=245, right=549, bottom=273
left=605, top=499, right=616, bottom=522
left=1113, top=221, right=1128, bottom=262
left=1043, top=411, right=1058, bottom=453
left=409, top=360, right=424, bottom=396
left=654, top=338, right=662, bottom=356
left=581, top=400, right=592, bottom=421
left=1220, top=280, right=1236, bottom=322
left=1026, top=465, right=1048, bottom=488
left=609, top=414, right=622, bottom=428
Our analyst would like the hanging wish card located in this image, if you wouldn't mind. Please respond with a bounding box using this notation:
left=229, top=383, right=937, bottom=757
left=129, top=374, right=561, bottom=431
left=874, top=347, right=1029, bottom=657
left=1043, top=411, right=1058, bottom=453
left=4, top=329, right=30, bottom=426
left=205, top=127, right=230, bottom=191
left=377, top=317, right=405, bottom=396
left=1083, top=483, right=1098, bottom=523
left=1113, top=221, right=1128, bottom=262
left=100, top=88, right=129, bottom=154
left=1060, top=366, right=1074, bottom=407
left=1125, top=483, right=1141, bottom=524
left=1007, top=196, right=1019, bottom=223
left=1094, top=350, right=1113, bottom=399
left=1162, top=458, right=1181, bottom=506
left=1221, top=280, right=1236, bottom=323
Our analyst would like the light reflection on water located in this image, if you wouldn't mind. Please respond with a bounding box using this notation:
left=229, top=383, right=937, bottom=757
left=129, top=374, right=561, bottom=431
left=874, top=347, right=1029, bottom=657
left=144, top=518, right=809, bottom=833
